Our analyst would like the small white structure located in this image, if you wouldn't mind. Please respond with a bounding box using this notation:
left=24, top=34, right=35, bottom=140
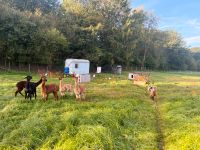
left=78, top=74, right=91, bottom=83
left=128, top=73, right=135, bottom=80
left=116, top=65, right=122, bottom=74
left=64, top=59, right=90, bottom=75
left=97, top=67, right=101, bottom=73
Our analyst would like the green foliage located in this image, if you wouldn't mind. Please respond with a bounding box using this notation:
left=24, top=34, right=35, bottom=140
left=0, top=0, right=199, bottom=71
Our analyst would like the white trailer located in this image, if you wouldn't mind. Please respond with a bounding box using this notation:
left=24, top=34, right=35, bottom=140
left=64, top=59, right=90, bottom=75
left=64, top=59, right=90, bottom=83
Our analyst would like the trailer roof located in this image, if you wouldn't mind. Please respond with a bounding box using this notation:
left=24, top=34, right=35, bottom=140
left=65, top=59, right=89, bottom=63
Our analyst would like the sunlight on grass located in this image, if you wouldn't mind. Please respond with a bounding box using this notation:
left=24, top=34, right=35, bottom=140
left=0, top=72, right=157, bottom=149
left=1, top=71, right=200, bottom=149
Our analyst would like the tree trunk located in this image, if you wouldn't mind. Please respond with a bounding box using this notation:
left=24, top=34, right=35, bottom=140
left=8, top=61, right=10, bottom=71
left=141, top=44, right=147, bottom=70
left=4, top=59, right=7, bottom=68
left=19, top=63, right=21, bottom=71
left=28, top=63, right=31, bottom=73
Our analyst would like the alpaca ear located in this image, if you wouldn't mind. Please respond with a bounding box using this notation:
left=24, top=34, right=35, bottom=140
left=59, top=73, right=64, bottom=79
left=58, top=75, right=63, bottom=80
left=24, top=75, right=32, bottom=80
left=39, top=73, right=44, bottom=77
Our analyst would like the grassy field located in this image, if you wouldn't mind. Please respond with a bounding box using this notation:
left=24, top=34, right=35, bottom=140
left=0, top=71, right=200, bottom=150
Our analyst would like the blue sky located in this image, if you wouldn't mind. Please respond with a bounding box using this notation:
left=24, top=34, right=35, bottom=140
left=130, top=0, right=200, bottom=47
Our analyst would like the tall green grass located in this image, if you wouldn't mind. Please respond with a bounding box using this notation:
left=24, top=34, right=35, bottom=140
left=0, top=72, right=157, bottom=150
left=1, top=71, right=200, bottom=150
left=153, top=72, right=200, bottom=150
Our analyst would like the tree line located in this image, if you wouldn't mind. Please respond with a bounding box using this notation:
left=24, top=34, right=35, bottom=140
left=0, top=0, right=199, bottom=71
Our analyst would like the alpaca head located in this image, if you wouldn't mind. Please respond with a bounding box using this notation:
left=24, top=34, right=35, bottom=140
left=148, top=86, right=157, bottom=96
left=24, top=75, right=32, bottom=81
left=58, top=75, right=64, bottom=81
left=72, top=74, right=79, bottom=82
left=41, top=76, right=47, bottom=82
left=148, top=86, right=153, bottom=92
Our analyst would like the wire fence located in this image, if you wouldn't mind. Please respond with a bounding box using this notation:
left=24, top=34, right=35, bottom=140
left=0, top=62, right=198, bottom=74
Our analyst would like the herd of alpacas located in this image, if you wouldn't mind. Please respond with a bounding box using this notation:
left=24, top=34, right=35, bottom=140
left=15, top=73, right=86, bottom=101
left=15, top=72, right=157, bottom=101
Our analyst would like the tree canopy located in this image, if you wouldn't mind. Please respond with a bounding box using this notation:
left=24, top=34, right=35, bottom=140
left=0, top=0, right=199, bottom=71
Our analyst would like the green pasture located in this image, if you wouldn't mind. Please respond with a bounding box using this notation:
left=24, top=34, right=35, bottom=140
left=0, top=71, right=200, bottom=150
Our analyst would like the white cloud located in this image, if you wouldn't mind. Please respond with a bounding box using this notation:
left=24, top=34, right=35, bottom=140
left=186, top=19, right=200, bottom=30
left=158, top=16, right=188, bottom=30
left=184, top=36, right=200, bottom=45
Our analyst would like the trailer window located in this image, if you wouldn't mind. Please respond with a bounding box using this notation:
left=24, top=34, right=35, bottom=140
left=75, top=64, right=78, bottom=68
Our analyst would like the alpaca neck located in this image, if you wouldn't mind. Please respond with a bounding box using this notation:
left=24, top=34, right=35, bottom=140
left=35, top=78, right=42, bottom=87
left=75, top=80, right=78, bottom=87
left=41, top=81, right=46, bottom=93
left=59, top=80, right=63, bottom=89
left=74, top=80, right=80, bottom=91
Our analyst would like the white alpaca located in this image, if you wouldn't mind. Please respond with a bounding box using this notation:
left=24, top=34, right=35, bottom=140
left=59, top=77, right=73, bottom=97
left=72, top=75, right=86, bottom=100
left=148, top=86, right=157, bottom=100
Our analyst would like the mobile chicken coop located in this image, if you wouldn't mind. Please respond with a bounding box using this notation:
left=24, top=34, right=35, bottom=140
left=64, top=59, right=90, bottom=83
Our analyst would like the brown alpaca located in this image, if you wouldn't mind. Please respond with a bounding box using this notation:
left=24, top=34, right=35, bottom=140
left=72, top=75, right=86, bottom=100
left=148, top=86, right=157, bottom=100
left=15, top=81, right=26, bottom=97
left=41, top=76, right=59, bottom=101
left=15, top=77, right=42, bottom=97
left=59, top=77, right=73, bottom=97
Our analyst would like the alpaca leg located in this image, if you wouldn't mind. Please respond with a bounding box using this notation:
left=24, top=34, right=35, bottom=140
left=53, top=92, right=56, bottom=100
left=19, top=91, right=24, bottom=97
left=78, top=94, right=81, bottom=100
left=82, top=94, right=86, bottom=100
left=42, top=93, right=45, bottom=99
left=43, top=93, right=47, bottom=101
left=75, top=94, right=79, bottom=99
left=61, top=91, right=65, bottom=97
left=15, top=88, right=24, bottom=97
left=56, top=92, right=59, bottom=100
left=25, top=91, right=27, bottom=99
left=29, top=93, right=32, bottom=101
left=34, top=90, right=37, bottom=99
left=150, top=96, right=154, bottom=100
left=45, top=94, right=48, bottom=101
left=76, top=93, right=80, bottom=99
left=15, top=90, right=18, bottom=97
left=53, top=92, right=58, bottom=101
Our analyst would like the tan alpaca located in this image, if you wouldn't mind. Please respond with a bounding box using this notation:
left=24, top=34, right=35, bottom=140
left=59, top=77, right=73, bottom=97
left=73, top=75, right=86, bottom=100
left=148, top=86, right=157, bottom=100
